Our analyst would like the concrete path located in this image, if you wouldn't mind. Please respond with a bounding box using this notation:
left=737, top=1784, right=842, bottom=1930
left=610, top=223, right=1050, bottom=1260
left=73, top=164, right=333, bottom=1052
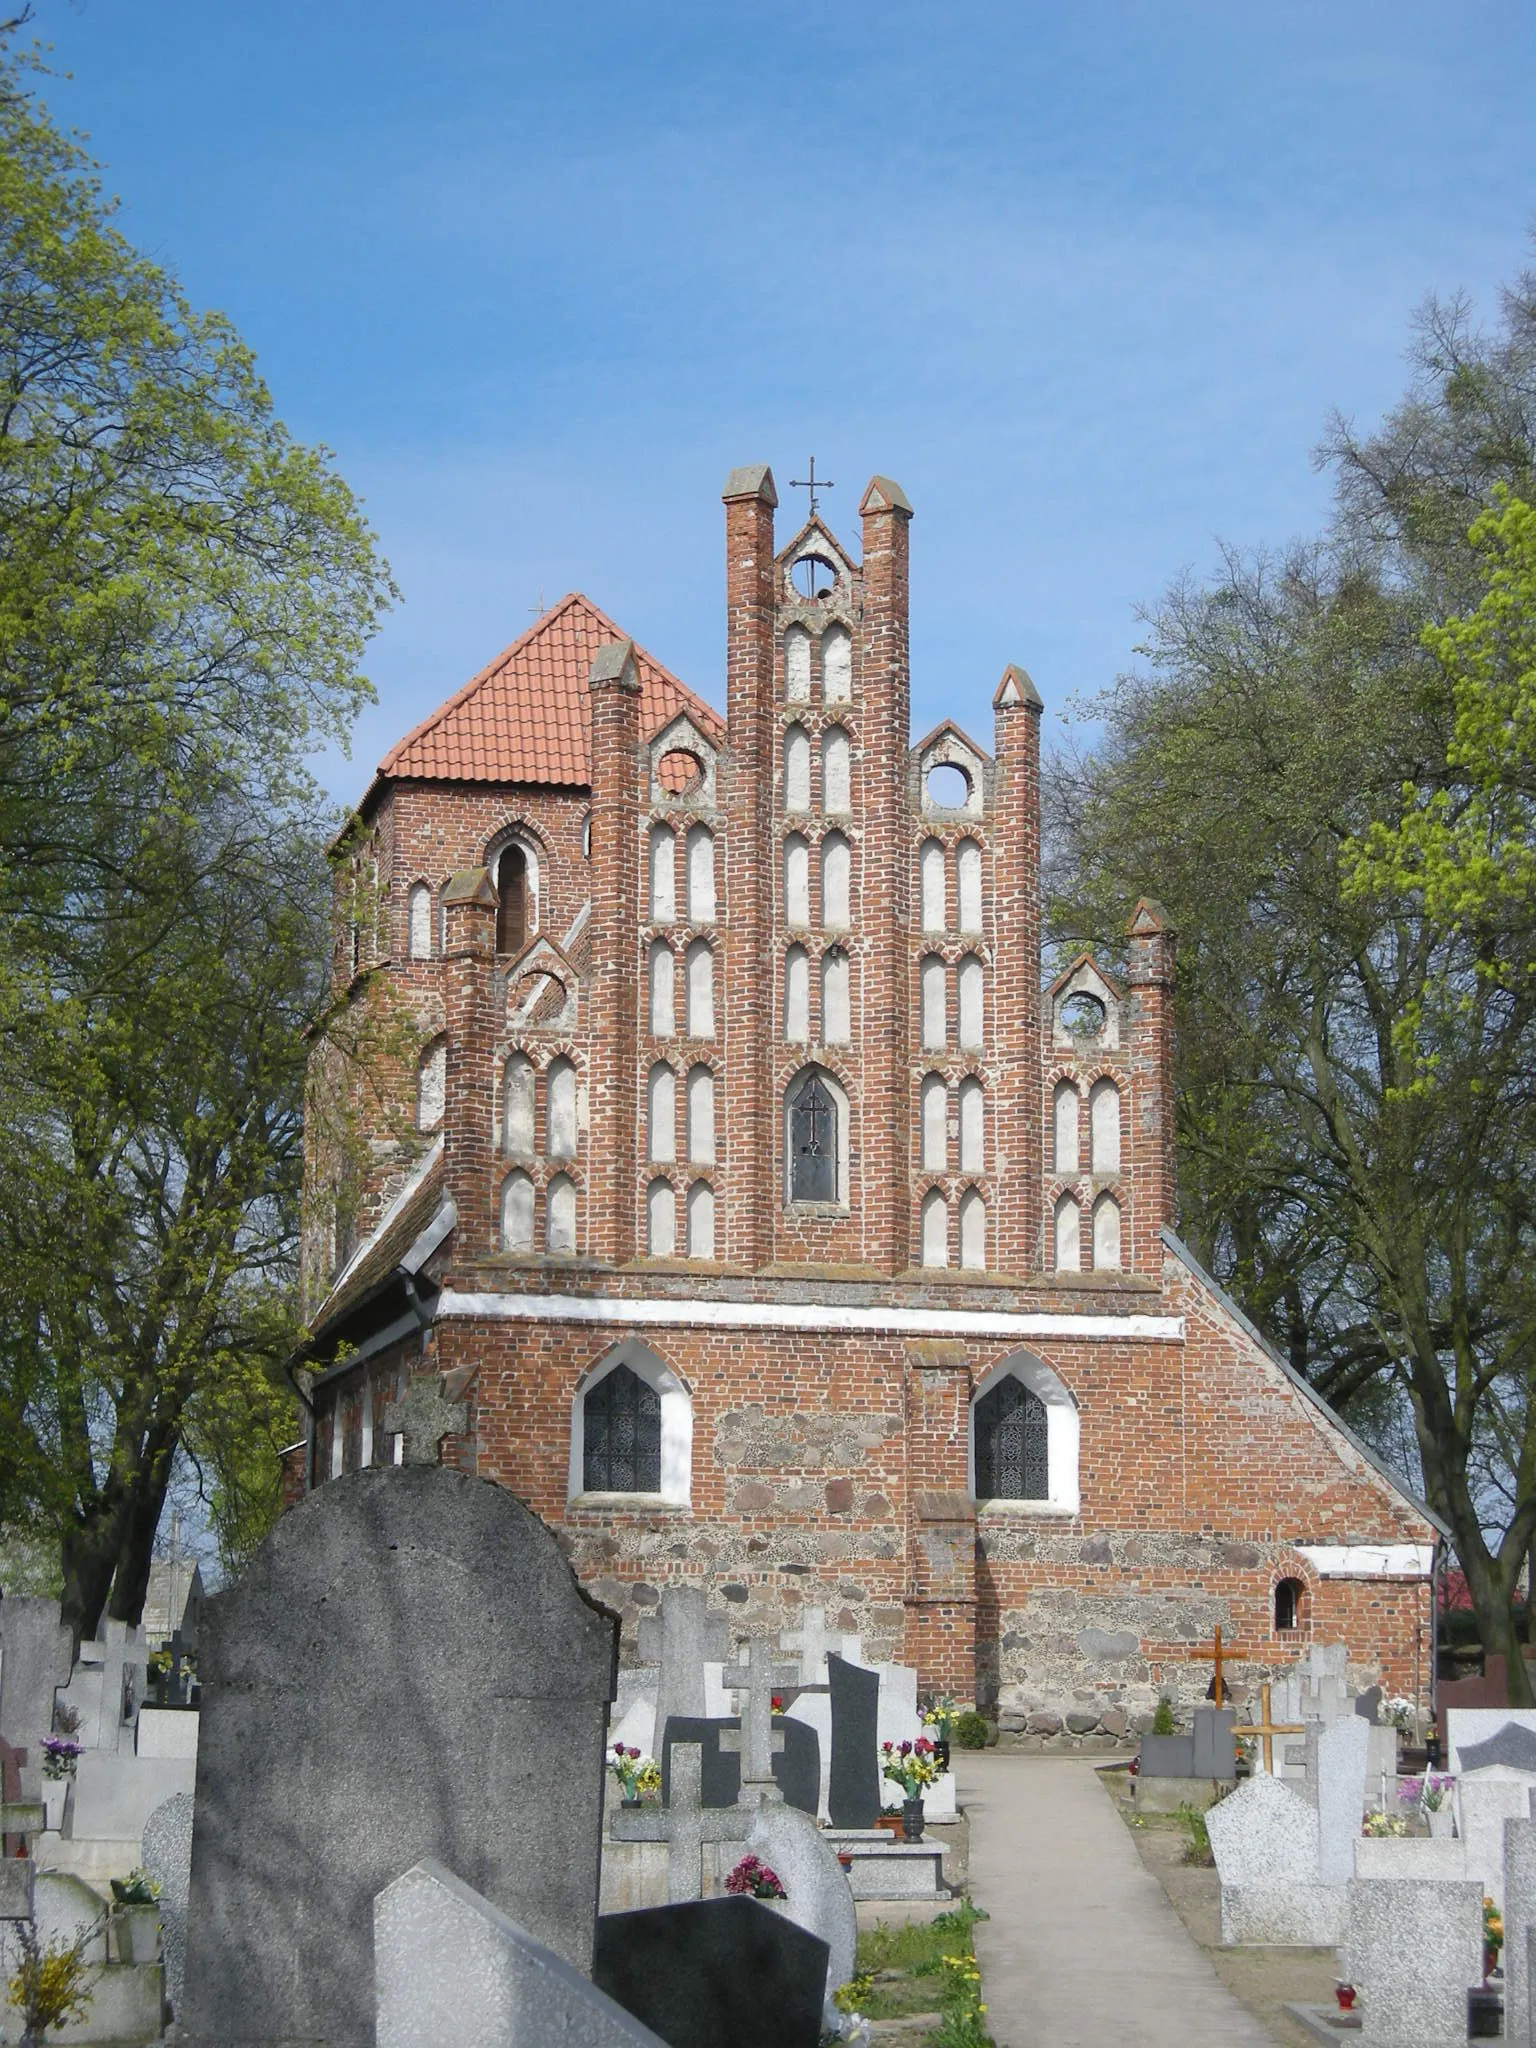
left=958, top=1753, right=1276, bottom=2047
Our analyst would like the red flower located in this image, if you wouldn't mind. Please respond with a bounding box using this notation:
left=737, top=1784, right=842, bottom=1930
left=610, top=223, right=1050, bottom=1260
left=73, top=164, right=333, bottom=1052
left=915, top=1737, right=934, bottom=1754
left=772, top=1695, right=783, bottom=1712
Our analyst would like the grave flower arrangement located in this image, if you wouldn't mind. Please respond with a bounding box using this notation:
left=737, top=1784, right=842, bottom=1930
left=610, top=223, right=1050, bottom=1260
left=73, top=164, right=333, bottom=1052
left=608, top=1745, right=661, bottom=1803
left=1398, top=1772, right=1454, bottom=1813
left=725, top=1853, right=786, bottom=1901
left=880, top=1737, right=944, bottom=1798
left=921, top=1695, right=958, bottom=1741
left=1384, top=1695, right=1416, bottom=1734
left=109, top=1870, right=160, bottom=1907
left=1484, top=1896, right=1503, bottom=1976
left=39, top=1737, right=82, bottom=1781
left=1360, top=1810, right=1409, bottom=1837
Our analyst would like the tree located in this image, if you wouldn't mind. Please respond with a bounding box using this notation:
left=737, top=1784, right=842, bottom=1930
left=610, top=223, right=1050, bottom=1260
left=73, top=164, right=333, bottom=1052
left=1049, top=265, right=1536, bottom=1696
left=0, top=42, right=393, bottom=1638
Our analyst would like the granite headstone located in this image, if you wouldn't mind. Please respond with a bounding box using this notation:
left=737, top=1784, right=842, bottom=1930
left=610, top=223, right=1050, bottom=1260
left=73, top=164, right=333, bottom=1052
left=1191, top=1707, right=1237, bottom=1780
left=593, top=1895, right=829, bottom=2048
left=1347, top=1876, right=1482, bottom=2048
left=659, top=1715, right=819, bottom=1817
left=375, top=1858, right=665, bottom=2048
left=744, top=1800, right=856, bottom=2022
left=179, top=1465, right=617, bottom=2048
left=1502, top=1814, right=1536, bottom=2048
left=0, top=1598, right=72, bottom=1795
left=638, top=1588, right=727, bottom=1765
left=141, top=1790, right=194, bottom=2020
left=826, top=1653, right=880, bottom=1829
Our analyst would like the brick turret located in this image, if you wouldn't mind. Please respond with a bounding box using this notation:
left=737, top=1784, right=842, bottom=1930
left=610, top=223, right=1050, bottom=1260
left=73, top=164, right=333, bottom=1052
left=992, top=664, right=1044, bottom=1273
left=587, top=640, right=644, bottom=1265
left=441, top=867, right=498, bottom=1257
left=1126, top=897, right=1177, bottom=1274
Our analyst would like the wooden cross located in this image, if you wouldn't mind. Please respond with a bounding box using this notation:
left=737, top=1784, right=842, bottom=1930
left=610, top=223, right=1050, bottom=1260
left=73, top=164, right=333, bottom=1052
left=383, top=1375, right=468, bottom=1466
left=789, top=456, right=834, bottom=519
left=1188, top=1624, right=1249, bottom=1707
left=1242, top=1682, right=1306, bottom=1776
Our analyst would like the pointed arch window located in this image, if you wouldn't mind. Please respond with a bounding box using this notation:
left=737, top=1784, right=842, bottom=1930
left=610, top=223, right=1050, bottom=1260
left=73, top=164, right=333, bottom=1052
left=582, top=1363, right=661, bottom=1494
left=974, top=1378, right=1049, bottom=1500
left=821, top=831, right=851, bottom=928
left=789, top=1072, right=838, bottom=1203
left=408, top=881, right=433, bottom=960
left=496, top=844, right=530, bottom=956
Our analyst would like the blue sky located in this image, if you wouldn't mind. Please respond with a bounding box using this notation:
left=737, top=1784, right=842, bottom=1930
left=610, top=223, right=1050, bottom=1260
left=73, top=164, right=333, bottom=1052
left=30, top=0, right=1534, bottom=798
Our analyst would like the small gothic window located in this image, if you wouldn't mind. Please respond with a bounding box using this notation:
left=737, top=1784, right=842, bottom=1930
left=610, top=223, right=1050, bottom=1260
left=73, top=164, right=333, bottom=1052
left=958, top=1076, right=985, bottom=1173
left=1275, top=1577, right=1304, bottom=1632
left=582, top=1364, right=661, bottom=1493
left=790, top=1073, right=837, bottom=1203
left=959, top=1187, right=986, bottom=1271
left=687, top=1064, right=716, bottom=1164
left=648, top=1062, right=676, bottom=1163
left=785, top=725, right=812, bottom=812
left=822, top=726, right=851, bottom=814
left=975, top=1377, right=1049, bottom=1500
left=500, top=1171, right=534, bottom=1251
left=1090, top=1078, right=1121, bottom=1174
left=546, top=1173, right=577, bottom=1254
left=546, top=1057, right=578, bottom=1159
left=1053, top=1081, right=1080, bottom=1175
left=822, top=947, right=851, bottom=1045
left=503, top=1053, right=535, bottom=1156
left=920, top=1072, right=947, bottom=1171
left=496, top=844, right=529, bottom=957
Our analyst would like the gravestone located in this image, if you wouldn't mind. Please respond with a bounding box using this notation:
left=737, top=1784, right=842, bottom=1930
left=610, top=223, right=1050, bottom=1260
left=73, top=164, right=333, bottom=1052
left=142, top=1790, right=194, bottom=2020
left=638, top=1587, right=727, bottom=1764
left=661, top=1715, right=819, bottom=1816
left=1192, top=1706, right=1237, bottom=1780
left=1460, top=1722, right=1536, bottom=1774
left=57, top=1618, right=149, bottom=1757
left=375, top=1858, right=665, bottom=2047
left=745, top=1800, right=856, bottom=2023
left=0, top=1598, right=72, bottom=1794
left=1205, top=1769, right=1337, bottom=1944
left=613, top=1743, right=748, bottom=1905
left=826, top=1653, right=880, bottom=1829
left=179, top=1465, right=617, bottom=2048
left=784, top=1691, right=834, bottom=1819
left=719, top=1638, right=785, bottom=1807
left=593, top=1895, right=829, bottom=2048
left=1137, top=1732, right=1195, bottom=1777
left=1309, top=1716, right=1369, bottom=1886
left=1347, top=1876, right=1482, bottom=2048
left=0, top=1736, right=28, bottom=1857
left=1502, top=1815, right=1536, bottom=2048
left=1458, top=1771, right=1534, bottom=1913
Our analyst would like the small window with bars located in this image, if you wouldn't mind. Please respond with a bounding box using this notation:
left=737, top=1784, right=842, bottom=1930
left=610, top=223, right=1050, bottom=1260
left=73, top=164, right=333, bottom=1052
left=974, top=1377, right=1049, bottom=1500
left=582, top=1364, right=661, bottom=1493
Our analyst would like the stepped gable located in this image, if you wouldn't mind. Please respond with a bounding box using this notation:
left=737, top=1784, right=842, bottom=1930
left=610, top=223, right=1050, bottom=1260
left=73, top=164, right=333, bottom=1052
left=378, top=592, right=723, bottom=788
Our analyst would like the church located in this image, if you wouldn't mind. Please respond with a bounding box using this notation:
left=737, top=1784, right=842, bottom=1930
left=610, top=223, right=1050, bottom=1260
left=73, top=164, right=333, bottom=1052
left=295, top=463, right=1440, bottom=1731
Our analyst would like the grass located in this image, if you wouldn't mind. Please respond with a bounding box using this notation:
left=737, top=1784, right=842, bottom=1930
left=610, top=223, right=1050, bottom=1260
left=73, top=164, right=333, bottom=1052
left=853, top=1899, right=996, bottom=2044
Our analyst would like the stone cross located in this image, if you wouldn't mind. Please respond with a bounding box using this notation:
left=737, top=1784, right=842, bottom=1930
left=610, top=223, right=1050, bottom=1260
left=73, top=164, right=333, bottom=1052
left=720, top=1638, right=785, bottom=1806
left=638, top=1586, right=727, bottom=1762
left=608, top=1742, right=749, bottom=1903
left=382, top=1375, right=468, bottom=1466
left=782, top=1606, right=833, bottom=1685
left=77, top=1619, right=149, bottom=1756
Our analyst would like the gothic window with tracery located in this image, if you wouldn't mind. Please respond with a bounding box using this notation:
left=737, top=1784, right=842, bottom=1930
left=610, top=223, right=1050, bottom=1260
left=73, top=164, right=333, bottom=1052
left=790, top=1072, right=837, bottom=1203
left=582, top=1363, right=661, bottom=1493
left=974, top=1377, right=1049, bottom=1500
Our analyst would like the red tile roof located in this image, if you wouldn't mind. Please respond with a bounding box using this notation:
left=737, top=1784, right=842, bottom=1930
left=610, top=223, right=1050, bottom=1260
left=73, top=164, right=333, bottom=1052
left=377, top=593, right=723, bottom=787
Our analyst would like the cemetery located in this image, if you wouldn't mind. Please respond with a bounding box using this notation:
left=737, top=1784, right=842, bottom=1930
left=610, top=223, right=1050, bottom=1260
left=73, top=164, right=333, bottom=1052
left=4, top=1439, right=1533, bottom=2045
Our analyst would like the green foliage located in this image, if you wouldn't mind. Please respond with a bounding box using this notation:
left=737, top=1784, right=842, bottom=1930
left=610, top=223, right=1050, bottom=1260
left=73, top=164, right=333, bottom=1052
left=1176, top=1801, right=1214, bottom=1866
left=1152, top=1697, right=1176, bottom=1736
left=854, top=1901, right=991, bottom=2033
left=954, top=1711, right=992, bottom=1750
left=1048, top=260, right=1536, bottom=1695
left=0, top=41, right=394, bottom=1635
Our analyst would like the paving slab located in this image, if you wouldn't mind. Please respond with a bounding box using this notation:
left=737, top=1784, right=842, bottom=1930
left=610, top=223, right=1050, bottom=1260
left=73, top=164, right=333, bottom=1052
left=958, top=1753, right=1277, bottom=2047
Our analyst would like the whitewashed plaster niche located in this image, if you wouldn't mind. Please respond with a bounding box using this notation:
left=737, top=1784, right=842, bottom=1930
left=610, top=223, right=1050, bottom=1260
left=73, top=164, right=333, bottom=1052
left=648, top=714, right=718, bottom=811
left=822, top=624, right=852, bottom=704
left=686, top=1063, right=716, bottom=1163
left=920, top=1188, right=949, bottom=1267
left=686, top=824, right=716, bottom=923
left=915, top=722, right=989, bottom=822
left=1053, top=1080, right=1080, bottom=1174
left=1051, top=958, right=1121, bottom=1052
left=785, top=625, right=812, bottom=704
left=568, top=1341, right=693, bottom=1506
left=969, top=1351, right=1081, bottom=1513
left=821, top=832, right=851, bottom=928
left=407, top=880, right=433, bottom=959
left=784, top=833, right=811, bottom=926
left=416, top=1039, right=446, bottom=1131
left=784, top=725, right=812, bottom=813
left=1054, top=1192, right=1081, bottom=1272
left=822, top=727, right=851, bottom=814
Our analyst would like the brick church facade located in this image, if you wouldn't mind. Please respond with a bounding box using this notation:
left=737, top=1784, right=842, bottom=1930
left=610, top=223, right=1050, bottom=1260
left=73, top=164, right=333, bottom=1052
left=297, top=464, right=1440, bottom=1729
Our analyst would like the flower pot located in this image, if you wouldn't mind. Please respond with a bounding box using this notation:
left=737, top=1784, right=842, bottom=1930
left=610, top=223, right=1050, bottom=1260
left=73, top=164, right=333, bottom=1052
left=933, top=1739, right=951, bottom=1772
left=901, top=1798, right=924, bottom=1843
left=1484, top=1946, right=1501, bottom=1983
left=1335, top=1985, right=1357, bottom=2013
left=620, top=1796, right=642, bottom=1809
left=875, top=1811, right=904, bottom=1837
left=1427, top=1805, right=1453, bottom=1839
left=40, top=1780, right=67, bottom=1831
left=116, top=1905, right=160, bottom=1965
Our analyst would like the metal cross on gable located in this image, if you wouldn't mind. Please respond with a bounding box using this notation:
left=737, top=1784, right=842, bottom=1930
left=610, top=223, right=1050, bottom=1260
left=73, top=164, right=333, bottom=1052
left=789, top=455, right=834, bottom=519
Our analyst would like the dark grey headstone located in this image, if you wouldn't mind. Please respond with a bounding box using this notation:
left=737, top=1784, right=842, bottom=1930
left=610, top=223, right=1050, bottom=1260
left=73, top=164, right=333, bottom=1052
left=1192, top=1707, right=1236, bottom=1780
left=660, top=1714, right=819, bottom=1816
left=826, top=1653, right=880, bottom=1828
left=1138, top=1733, right=1195, bottom=1777
left=179, top=1466, right=617, bottom=2048
left=1354, top=1685, right=1383, bottom=1724
left=1459, top=1723, right=1536, bottom=1774
left=594, top=1896, right=828, bottom=2048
